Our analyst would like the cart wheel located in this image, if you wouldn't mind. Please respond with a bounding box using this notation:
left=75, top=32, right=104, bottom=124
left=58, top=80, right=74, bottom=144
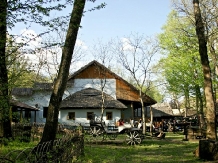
left=87, top=126, right=104, bottom=143
left=126, top=131, right=142, bottom=145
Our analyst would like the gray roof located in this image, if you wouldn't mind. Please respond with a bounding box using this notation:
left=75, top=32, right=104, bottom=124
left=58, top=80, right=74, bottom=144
left=150, top=103, right=197, bottom=118
left=149, top=103, right=174, bottom=117
left=12, top=82, right=72, bottom=96
left=11, top=83, right=52, bottom=96
left=33, top=82, right=53, bottom=90
left=60, top=88, right=127, bottom=109
left=12, top=88, right=33, bottom=96
left=181, top=109, right=197, bottom=117
left=10, top=99, right=39, bottom=111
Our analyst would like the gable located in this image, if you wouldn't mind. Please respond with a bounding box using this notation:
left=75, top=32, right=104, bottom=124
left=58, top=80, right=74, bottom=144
left=69, top=61, right=115, bottom=80
left=69, top=60, right=157, bottom=105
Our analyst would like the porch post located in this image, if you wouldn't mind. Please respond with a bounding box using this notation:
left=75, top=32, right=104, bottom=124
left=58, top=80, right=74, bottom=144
left=131, top=102, right=134, bottom=119
left=20, top=108, right=23, bottom=122
left=150, top=105, right=153, bottom=134
left=34, top=111, right=36, bottom=122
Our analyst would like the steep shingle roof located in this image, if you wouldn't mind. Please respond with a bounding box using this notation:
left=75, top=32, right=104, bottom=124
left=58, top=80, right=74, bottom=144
left=150, top=103, right=198, bottom=118
left=148, top=103, right=174, bottom=117
left=12, top=88, right=33, bottom=96
left=10, top=99, right=39, bottom=111
left=60, top=88, right=127, bottom=109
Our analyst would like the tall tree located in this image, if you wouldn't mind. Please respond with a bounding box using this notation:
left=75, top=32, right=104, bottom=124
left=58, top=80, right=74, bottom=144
left=193, top=0, right=216, bottom=139
left=114, top=34, right=159, bottom=134
left=157, top=10, right=205, bottom=118
left=172, top=0, right=218, bottom=95
left=91, top=39, right=115, bottom=121
left=0, top=0, right=12, bottom=138
left=40, top=0, right=86, bottom=143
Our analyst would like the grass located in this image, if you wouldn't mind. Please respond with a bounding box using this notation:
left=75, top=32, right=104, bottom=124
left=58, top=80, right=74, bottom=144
left=0, top=138, right=37, bottom=156
left=0, top=132, right=214, bottom=163
left=78, top=132, right=213, bottom=163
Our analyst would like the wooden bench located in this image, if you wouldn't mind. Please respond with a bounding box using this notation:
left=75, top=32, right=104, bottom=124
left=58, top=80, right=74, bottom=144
left=187, top=126, right=206, bottom=140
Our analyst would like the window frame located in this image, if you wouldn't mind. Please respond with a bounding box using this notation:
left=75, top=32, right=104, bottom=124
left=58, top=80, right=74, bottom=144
left=106, top=112, right=112, bottom=120
left=134, top=108, right=142, bottom=117
left=67, top=112, right=75, bottom=120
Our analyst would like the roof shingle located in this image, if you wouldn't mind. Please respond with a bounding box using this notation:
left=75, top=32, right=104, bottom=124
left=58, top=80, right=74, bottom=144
left=60, top=88, right=127, bottom=109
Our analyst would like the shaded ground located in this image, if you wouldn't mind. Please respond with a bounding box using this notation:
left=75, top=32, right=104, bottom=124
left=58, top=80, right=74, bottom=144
left=80, top=132, right=216, bottom=163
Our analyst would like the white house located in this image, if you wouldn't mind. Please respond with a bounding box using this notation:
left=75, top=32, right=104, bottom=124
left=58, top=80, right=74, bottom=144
left=12, top=60, right=156, bottom=126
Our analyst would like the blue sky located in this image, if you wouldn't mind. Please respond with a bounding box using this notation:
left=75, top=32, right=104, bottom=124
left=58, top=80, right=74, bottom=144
left=11, top=0, right=172, bottom=48
left=80, top=0, right=172, bottom=47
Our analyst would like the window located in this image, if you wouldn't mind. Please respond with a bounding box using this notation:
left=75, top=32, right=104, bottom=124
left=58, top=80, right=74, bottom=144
left=134, top=108, right=142, bottom=117
left=106, top=112, right=112, bottom=120
left=67, top=112, right=75, bottom=120
left=43, top=107, right=48, bottom=118
left=87, top=112, right=94, bottom=120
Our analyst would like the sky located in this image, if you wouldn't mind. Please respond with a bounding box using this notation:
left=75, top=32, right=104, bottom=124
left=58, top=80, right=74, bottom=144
left=10, top=0, right=172, bottom=74
left=11, top=0, right=172, bottom=48
left=80, top=0, right=172, bottom=45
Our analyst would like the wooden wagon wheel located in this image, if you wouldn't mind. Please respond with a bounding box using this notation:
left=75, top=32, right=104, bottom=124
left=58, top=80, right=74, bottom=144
left=87, top=126, right=105, bottom=143
left=126, top=131, right=142, bottom=145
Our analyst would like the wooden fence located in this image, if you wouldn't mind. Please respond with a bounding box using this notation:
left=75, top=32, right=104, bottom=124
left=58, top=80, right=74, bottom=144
left=0, top=123, right=84, bottom=163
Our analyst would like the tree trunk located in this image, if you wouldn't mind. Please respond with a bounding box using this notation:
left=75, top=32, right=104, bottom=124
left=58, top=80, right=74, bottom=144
left=100, top=78, right=106, bottom=121
left=150, top=106, right=153, bottom=135
left=193, top=0, right=216, bottom=140
left=39, top=0, right=86, bottom=143
left=139, top=89, right=146, bottom=135
left=0, top=0, right=12, bottom=138
left=199, top=139, right=218, bottom=161
left=184, top=94, right=188, bottom=117
left=141, top=103, right=146, bottom=135
left=100, top=89, right=105, bottom=122
left=195, top=84, right=205, bottom=128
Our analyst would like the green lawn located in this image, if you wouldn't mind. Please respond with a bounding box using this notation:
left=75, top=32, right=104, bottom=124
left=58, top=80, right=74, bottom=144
left=79, top=132, right=212, bottom=163
left=0, top=139, right=37, bottom=156
left=0, top=132, right=214, bottom=163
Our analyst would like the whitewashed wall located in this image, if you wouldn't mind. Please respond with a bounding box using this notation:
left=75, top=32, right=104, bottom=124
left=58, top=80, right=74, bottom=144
left=13, top=91, right=52, bottom=123
left=64, top=79, right=116, bottom=99
left=60, top=109, right=121, bottom=126
left=13, top=78, right=121, bottom=124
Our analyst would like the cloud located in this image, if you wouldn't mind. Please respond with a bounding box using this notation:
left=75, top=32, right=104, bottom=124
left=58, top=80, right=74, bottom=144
left=16, top=29, right=42, bottom=48
left=75, top=39, right=88, bottom=50
left=14, top=29, right=88, bottom=76
left=120, top=37, right=134, bottom=51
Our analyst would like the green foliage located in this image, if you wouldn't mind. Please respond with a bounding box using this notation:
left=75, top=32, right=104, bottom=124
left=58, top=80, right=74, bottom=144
left=144, top=82, right=164, bottom=103
left=7, top=0, right=73, bottom=29
left=6, top=35, right=50, bottom=89
left=157, top=11, right=204, bottom=101
left=146, top=89, right=164, bottom=103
